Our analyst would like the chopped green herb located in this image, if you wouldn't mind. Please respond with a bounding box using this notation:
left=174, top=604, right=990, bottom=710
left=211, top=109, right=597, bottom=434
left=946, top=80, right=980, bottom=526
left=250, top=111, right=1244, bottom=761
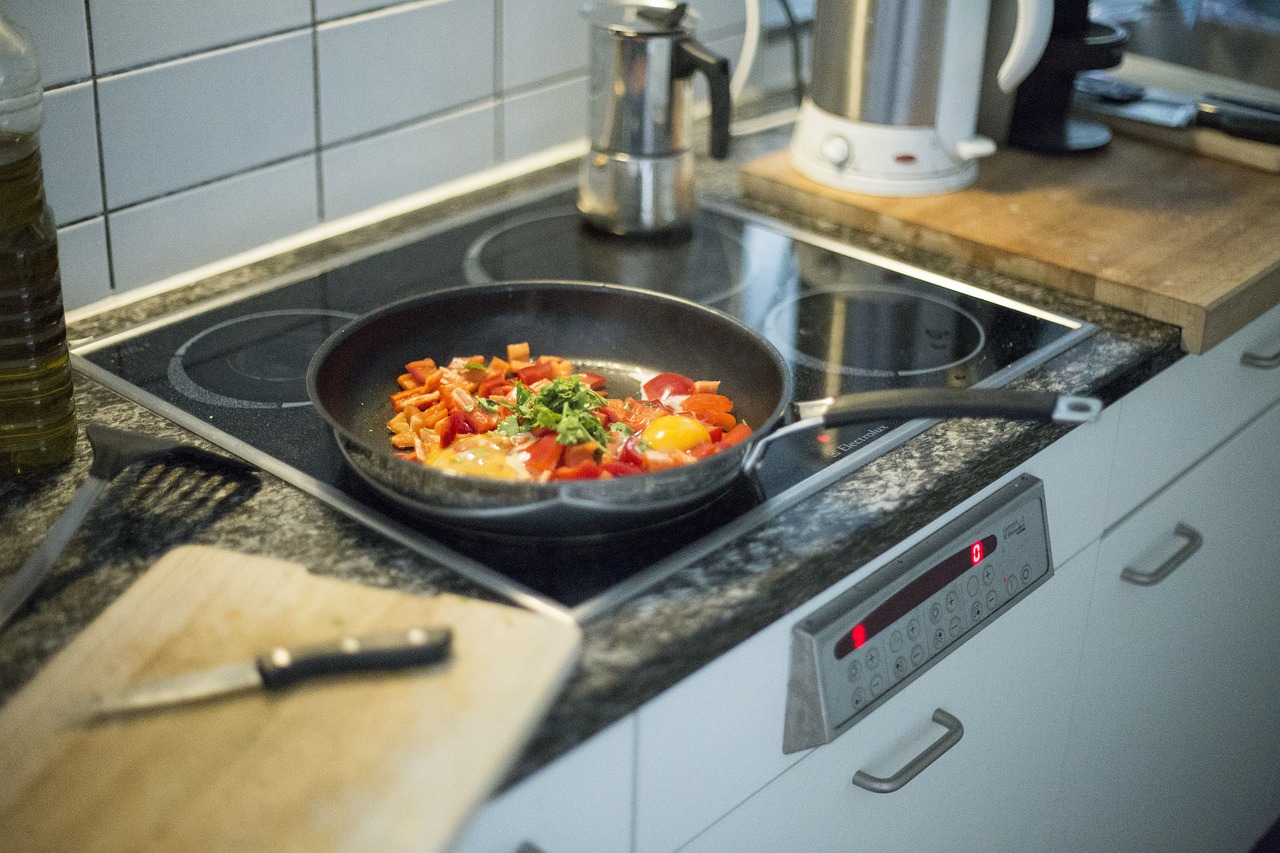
left=498, top=376, right=610, bottom=446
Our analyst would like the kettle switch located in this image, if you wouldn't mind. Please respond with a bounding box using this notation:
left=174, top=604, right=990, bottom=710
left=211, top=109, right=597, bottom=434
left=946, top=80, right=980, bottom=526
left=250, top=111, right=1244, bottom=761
left=820, top=135, right=851, bottom=167
left=953, top=136, right=997, bottom=161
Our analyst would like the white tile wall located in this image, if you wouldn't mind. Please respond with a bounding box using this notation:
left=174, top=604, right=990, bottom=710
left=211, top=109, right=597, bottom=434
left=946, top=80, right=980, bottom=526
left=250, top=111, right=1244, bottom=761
left=1, top=0, right=91, bottom=86
left=317, top=0, right=495, bottom=145
left=501, top=0, right=589, bottom=90
left=97, top=31, right=315, bottom=208
left=87, top=0, right=311, bottom=74
left=3, top=0, right=791, bottom=307
left=109, top=156, right=319, bottom=291
left=42, top=82, right=102, bottom=225
left=321, top=102, right=496, bottom=219
left=57, top=218, right=112, bottom=310
left=502, top=75, right=588, bottom=160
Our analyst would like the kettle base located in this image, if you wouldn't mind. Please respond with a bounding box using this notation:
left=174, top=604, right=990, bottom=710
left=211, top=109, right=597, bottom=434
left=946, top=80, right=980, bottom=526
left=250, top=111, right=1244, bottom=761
left=789, top=101, right=984, bottom=197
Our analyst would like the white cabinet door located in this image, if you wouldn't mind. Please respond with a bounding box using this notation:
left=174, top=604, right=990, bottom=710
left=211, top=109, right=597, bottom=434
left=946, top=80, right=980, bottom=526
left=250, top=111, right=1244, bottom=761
left=680, top=544, right=1097, bottom=853
left=1059, top=400, right=1280, bottom=853
left=451, top=716, right=635, bottom=853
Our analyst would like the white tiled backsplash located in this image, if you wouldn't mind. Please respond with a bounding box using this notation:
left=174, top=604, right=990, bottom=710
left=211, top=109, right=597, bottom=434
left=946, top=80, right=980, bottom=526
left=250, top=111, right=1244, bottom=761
left=1, top=0, right=807, bottom=311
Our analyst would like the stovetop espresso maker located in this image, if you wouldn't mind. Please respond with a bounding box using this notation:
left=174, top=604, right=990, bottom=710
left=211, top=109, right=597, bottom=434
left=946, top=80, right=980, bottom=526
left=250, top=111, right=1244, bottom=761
left=577, top=1, right=732, bottom=235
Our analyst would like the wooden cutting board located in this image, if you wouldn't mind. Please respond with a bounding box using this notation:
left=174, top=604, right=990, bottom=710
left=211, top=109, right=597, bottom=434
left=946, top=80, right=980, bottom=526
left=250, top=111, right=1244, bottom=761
left=0, top=545, right=581, bottom=853
left=741, top=137, right=1280, bottom=354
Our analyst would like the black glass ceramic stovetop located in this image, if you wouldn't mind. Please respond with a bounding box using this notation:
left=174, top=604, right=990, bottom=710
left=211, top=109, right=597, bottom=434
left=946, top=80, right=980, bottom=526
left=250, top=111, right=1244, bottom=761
left=75, top=185, right=1094, bottom=610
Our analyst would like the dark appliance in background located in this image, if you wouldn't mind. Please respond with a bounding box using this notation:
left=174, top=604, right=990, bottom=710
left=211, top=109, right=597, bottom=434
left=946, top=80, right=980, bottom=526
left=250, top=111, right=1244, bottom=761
left=1005, top=0, right=1129, bottom=152
left=72, top=185, right=1095, bottom=613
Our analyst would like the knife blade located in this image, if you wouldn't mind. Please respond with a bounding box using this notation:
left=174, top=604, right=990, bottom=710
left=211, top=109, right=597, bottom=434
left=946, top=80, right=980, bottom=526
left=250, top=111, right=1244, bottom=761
left=87, top=625, right=452, bottom=719
left=1074, top=73, right=1280, bottom=146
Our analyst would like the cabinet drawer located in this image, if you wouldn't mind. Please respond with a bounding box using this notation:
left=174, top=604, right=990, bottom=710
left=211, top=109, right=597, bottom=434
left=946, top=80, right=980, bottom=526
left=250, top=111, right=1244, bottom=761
left=1060, top=400, right=1280, bottom=853
left=1106, top=301, right=1280, bottom=525
left=681, top=546, right=1096, bottom=853
left=452, top=716, right=635, bottom=853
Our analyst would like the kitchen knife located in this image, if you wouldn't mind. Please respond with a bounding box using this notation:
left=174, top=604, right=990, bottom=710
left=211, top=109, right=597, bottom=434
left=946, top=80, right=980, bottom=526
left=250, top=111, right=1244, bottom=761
left=1074, top=73, right=1280, bottom=146
left=87, top=625, right=452, bottom=719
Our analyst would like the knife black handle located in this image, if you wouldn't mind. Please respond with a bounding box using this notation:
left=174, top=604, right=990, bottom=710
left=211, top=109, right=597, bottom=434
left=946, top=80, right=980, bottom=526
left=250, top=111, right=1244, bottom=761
left=1197, top=101, right=1280, bottom=146
left=256, top=626, right=452, bottom=690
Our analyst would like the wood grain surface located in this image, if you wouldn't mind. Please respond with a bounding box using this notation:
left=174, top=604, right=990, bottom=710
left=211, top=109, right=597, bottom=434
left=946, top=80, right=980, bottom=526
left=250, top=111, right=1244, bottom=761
left=741, top=137, right=1280, bottom=353
left=0, top=545, right=580, bottom=853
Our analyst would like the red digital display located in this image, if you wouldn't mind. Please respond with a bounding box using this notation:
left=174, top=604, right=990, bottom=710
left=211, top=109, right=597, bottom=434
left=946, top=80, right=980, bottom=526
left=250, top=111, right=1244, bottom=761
left=834, top=534, right=998, bottom=659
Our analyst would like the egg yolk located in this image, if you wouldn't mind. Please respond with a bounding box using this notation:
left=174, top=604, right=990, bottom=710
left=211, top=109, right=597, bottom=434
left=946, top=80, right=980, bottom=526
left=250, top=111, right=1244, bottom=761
left=429, top=434, right=525, bottom=479
left=641, top=415, right=711, bottom=452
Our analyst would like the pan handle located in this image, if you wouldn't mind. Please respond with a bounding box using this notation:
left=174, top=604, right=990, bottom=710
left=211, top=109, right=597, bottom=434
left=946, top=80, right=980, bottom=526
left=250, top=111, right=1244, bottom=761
left=800, top=388, right=1101, bottom=427
left=743, top=389, right=1102, bottom=473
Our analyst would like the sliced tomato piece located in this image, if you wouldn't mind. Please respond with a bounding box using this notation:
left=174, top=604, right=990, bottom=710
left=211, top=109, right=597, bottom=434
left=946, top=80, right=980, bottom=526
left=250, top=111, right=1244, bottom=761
left=462, top=405, right=497, bottom=434
left=477, top=374, right=513, bottom=399
left=718, top=422, right=752, bottom=448
left=440, top=410, right=475, bottom=448
left=642, top=371, right=695, bottom=401
left=550, top=460, right=603, bottom=480
left=687, top=442, right=718, bottom=460
left=680, top=392, right=733, bottom=413
left=580, top=371, right=607, bottom=390
left=404, top=358, right=437, bottom=384
left=693, top=409, right=737, bottom=431
left=523, top=434, right=563, bottom=475
left=602, top=460, right=644, bottom=477
left=516, top=361, right=556, bottom=384
left=618, top=434, right=646, bottom=466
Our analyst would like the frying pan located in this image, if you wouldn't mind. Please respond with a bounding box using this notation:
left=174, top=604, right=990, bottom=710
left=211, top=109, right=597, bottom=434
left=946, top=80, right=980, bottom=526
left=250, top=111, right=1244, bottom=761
left=307, top=281, right=1100, bottom=537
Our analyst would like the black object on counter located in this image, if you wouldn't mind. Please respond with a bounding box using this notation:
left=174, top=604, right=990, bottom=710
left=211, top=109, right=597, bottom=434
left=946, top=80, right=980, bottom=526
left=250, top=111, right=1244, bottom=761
left=1006, top=0, right=1129, bottom=153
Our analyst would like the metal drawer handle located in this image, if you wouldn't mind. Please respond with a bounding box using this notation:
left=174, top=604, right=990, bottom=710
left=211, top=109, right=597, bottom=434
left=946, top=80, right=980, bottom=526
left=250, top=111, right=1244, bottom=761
left=1240, top=345, right=1280, bottom=370
left=852, top=708, right=963, bottom=794
left=1120, top=523, right=1203, bottom=586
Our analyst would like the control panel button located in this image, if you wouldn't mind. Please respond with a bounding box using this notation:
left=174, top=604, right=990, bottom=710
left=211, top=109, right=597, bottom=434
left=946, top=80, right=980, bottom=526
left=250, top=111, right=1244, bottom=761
left=929, top=601, right=942, bottom=623
left=893, top=656, right=908, bottom=678
left=889, top=630, right=904, bottom=652
left=910, top=644, right=926, bottom=666
left=847, top=660, right=860, bottom=682
left=865, top=647, right=880, bottom=669
left=966, top=574, right=980, bottom=596
left=907, top=617, right=921, bottom=641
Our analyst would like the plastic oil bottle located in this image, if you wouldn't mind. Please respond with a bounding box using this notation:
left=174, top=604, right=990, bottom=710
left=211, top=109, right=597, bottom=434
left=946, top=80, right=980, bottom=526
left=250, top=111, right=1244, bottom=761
left=0, top=12, right=75, bottom=478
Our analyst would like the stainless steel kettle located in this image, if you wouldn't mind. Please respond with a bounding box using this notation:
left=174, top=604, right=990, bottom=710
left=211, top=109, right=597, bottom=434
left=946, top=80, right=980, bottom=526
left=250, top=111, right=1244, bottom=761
left=577, top=1, right=731, bottom=235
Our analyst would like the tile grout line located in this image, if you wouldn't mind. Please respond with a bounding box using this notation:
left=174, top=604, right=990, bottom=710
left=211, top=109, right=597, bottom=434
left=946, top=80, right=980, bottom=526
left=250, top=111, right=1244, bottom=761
left=80, top=0, right=117, bottom=295
left=310, top=0, right=326, bottom=223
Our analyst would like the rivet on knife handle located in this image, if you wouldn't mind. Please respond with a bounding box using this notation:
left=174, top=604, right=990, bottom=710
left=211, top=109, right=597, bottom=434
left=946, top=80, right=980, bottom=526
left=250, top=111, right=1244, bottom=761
left=256, top=626, right=453, bottom=690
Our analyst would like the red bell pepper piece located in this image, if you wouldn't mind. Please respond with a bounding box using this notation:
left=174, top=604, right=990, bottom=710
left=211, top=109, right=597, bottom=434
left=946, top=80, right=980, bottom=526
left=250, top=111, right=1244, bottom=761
left=642, top=371, right=695, bottom=401
left=523, top=434, right=563, bottom=475
left=516, top=362, right=556, bottom=384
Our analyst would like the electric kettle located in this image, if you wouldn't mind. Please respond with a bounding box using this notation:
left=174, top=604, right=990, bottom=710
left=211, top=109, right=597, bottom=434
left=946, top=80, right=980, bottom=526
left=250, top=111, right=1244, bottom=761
left=578, top=1, right=731, bottom=235
left=790, top=0, right=1053, bottom=196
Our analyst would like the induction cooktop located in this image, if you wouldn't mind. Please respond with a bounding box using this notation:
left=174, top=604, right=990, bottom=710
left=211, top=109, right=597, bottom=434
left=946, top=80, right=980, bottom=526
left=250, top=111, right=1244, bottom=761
left=72, top=182, right=1095, bottom=616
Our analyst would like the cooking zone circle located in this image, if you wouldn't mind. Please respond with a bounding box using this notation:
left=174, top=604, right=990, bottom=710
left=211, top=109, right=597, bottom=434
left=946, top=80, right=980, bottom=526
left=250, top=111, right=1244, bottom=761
left=463, top=206, right=751, bottom=306
left=169, top=309, right=358, bottom=408
left=765, top=285, right=986, bottom=378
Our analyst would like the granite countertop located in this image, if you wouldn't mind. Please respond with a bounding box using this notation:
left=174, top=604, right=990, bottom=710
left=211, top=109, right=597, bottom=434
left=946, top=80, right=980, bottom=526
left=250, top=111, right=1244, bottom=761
left=0, top=116, right=1184, bottom=783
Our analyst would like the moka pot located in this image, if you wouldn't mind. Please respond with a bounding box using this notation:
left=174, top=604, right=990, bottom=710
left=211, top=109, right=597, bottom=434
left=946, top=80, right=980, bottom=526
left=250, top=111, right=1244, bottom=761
left=578, top=1, right=731, bottom=235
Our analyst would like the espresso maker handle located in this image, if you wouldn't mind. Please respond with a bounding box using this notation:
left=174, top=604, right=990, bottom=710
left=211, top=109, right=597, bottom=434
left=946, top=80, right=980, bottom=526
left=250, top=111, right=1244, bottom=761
left=675, top=38, right=732, bottom=159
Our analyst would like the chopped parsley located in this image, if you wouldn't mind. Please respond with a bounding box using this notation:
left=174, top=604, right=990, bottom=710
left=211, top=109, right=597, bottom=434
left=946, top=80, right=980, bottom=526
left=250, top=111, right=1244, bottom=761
left=494, top=375, right=610, bottom=446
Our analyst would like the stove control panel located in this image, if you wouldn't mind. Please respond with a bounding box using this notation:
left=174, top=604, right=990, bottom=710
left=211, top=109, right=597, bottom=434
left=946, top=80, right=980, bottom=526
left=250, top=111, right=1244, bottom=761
left=782, top=475, right=1052, bottom=753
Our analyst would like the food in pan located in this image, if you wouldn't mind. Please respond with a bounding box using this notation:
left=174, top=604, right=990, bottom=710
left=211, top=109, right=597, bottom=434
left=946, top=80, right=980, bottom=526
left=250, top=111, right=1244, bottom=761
left=385, top=342, right=752, bottom=480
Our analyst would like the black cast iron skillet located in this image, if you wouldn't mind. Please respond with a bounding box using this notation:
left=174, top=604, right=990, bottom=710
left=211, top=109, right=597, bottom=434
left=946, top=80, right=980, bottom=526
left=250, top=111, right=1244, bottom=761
left=307, top=281, right=1100, bottom=537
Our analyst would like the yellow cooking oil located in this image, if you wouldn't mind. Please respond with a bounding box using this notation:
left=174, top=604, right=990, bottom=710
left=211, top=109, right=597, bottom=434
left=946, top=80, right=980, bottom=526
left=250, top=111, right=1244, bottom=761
left=0, top=133, right=75, bottom=478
